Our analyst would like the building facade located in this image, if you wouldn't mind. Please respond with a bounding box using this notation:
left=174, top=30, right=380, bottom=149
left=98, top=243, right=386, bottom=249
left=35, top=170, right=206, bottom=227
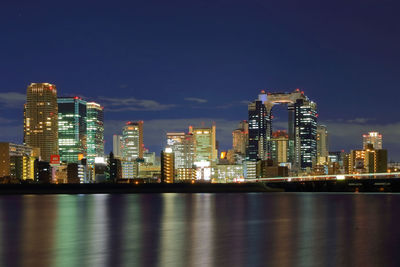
left=122, top=121, right=143, bottom=160
left=24, top=83, right=59, bottom=162
left=161, top=148, right=175, bottom=183
left=58, top=97, right=87, bottom=163
left=190, top=125, right=217, bottom=180
left=317, top=124, right=329, bottom=163
left=166, top=132, right=194, bottom=169
left=270, top=130, right=289, bottom=164
left=363, top=132, right=382, bottom=150
left=86, top=102, right=104, bottom=164
left=113, top=135, right=123, bottom=158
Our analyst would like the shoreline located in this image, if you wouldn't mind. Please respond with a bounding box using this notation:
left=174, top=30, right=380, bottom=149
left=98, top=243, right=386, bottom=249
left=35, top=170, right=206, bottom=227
left=0, top=183, right=278, bottom=195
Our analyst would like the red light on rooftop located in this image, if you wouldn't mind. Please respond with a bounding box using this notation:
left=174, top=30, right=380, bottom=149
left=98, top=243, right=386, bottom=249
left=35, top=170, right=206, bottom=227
left=296, top=88, right=300, bottom=91
left=74, top=96, right=79, bottom=100
left=260, top=90, right=266, bottom=94
left=301, top=91, right=304, bottom=94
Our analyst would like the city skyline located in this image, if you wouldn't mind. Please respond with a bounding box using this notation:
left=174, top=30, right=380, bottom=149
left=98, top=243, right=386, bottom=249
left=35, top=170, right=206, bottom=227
left=1, top=0, right=400, bottom=159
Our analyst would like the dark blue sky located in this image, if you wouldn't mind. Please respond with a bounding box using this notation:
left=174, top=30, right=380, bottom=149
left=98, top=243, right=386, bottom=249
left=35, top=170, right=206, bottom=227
left=1, top=0, right=400, bottom=159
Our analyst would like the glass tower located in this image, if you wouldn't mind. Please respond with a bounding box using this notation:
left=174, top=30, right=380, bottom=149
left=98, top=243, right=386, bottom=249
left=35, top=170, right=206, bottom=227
left=58, top=97, right=87, bottom=163
left=86, top=102, right=104, bottom=164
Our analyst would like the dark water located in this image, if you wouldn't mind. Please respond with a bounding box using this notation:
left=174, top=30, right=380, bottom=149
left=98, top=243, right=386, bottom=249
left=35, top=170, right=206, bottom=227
left=1, top=193, right=400, bottom=267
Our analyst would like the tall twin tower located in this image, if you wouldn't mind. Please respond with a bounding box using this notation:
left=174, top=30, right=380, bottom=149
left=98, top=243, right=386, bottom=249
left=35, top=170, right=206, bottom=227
left=247, top=89, right=317, bottom=174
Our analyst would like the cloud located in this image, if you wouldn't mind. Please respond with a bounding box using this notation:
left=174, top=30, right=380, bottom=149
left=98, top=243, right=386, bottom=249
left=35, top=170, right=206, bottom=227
left=98, top=97, right=176, bottom=112
left=184, top=97, right=208, bottom=104
left=0, top=92, right=25, bottom=108
left=345, top=118, right=371, bottom=124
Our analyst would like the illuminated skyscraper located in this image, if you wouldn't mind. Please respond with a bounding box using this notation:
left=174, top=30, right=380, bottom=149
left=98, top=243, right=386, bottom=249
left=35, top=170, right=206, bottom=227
left=363, top=132, right=382, bottom=150
left=86, top=102, right=104, bottom=164
left=122, top=121, right=143, bottom=160
left=317, top=124, right=329, bottom=163
left=258, top=89, right=317, bottom=171
left=161, top=148, right=175, bottom=183
left=24, top=83, right=59, bottom=162
left=247, top=100, right=269, bottom=162
left=190, top=124, right=217, bottom=180
left=166, top=132, right=194, bottom=169
left=232, top=120, right=248, bottom=155
left=113, top=135, right=123, bottom=158
left=191, top=125, right=217, bottom=164
left=58, top=97, right=87, bottom=163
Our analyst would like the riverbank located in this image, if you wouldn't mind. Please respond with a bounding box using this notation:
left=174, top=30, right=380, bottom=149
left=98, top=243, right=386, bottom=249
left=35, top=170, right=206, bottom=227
left=0, top=183, right=280, bottom=194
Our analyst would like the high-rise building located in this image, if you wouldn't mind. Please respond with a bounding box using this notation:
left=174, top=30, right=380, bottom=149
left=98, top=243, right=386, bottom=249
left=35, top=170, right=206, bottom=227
left=58, top=97, right=87, bottom=163
left=247, top=100, right=269, bottom=163
left=113, top=135, right=123, bottom=158
left=161, top=148, right=175, bottom=183
left=166, top=132, right=194, bottom=169
left=190, top=124, right=217, bottom=180
left=258, top=89, right=317, bottom=171
left=86, top=102, right=104, bottom=164
left=122, top=121, right=143, bottom=160
left=191, top=125, right=217, bottom=164
left=317, top=124, right=329, bottom=163
left=363, top=132, right=382, bottom=150
left=270, top=130, right=289, bottom=164
left=232, top=121, right=248, bottom=155
left=24, top=83, right=59, bottom=162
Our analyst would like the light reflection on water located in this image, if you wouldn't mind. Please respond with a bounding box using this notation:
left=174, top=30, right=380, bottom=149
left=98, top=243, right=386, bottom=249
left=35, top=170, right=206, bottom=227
left=1, top=193, right=400, bottom=267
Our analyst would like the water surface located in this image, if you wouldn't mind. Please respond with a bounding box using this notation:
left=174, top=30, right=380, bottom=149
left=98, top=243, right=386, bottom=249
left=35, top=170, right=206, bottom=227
left=0, top=193, right=399, bottom=267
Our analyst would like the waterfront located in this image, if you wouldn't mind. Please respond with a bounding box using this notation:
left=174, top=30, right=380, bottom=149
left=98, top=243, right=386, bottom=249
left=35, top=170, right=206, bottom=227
left=1, top=193, right=399, bottom=267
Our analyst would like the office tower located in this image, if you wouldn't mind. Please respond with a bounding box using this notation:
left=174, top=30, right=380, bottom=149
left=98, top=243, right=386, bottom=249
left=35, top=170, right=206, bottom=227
left=166, top=132, right=194, bottom=169
left=247, top=100, right=269, bottom=162
left=86, top=102, right=104, bottom=164
left=232, top=121, right=248, bottom=155
left=24, top=83, right=58, bottom=162
left=363, top=132, right=382, bottom=149
left=57, top=97, right=87, bottom=163
left=191, top=125, right=217, bottom=163
left=161, top=148, right=175, bottom=183
left=317, top=125, right=329, bottom=163
left=258, top=89, right=317, bottom=171
left=113, top=135, right=123, bottom=158
left=122, top=121, right=143, bottom=160
left=270, top=130, right=289, bottom=164
left=190, top=124, right=217, bottom=180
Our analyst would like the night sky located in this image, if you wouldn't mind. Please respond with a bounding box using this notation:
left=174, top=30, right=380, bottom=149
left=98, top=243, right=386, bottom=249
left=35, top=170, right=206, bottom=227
left=1, top=0, right=400, bottom=159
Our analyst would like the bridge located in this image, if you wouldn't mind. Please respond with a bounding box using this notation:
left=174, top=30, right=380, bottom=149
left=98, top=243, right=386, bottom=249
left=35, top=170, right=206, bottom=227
left=245, top=172, right=400, bottom=192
